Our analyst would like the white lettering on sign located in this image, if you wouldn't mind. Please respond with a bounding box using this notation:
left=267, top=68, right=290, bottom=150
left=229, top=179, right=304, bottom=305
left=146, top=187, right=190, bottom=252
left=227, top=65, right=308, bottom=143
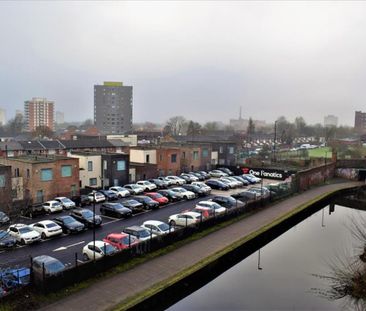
left=249, top=169, right=283, bottom=179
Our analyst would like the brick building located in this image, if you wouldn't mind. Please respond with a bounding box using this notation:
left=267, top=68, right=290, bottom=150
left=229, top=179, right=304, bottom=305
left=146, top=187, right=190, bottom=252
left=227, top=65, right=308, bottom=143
left=0, top=165, right=12, bottom=213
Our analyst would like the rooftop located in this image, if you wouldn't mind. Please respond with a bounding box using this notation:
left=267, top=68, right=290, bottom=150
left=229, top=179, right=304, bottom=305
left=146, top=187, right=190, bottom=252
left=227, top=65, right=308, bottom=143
left=4, top=155, right=75, bottom=164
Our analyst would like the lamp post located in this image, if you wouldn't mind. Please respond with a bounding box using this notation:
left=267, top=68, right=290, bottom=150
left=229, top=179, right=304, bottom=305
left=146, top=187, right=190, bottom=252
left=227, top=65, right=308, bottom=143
left=260, top=161, right=264, bottom=206
left=273, top=121, right=277, bottom=163
left=257, top=249, right=263, bottom=270
left=93, top=191, right=96, bottom=262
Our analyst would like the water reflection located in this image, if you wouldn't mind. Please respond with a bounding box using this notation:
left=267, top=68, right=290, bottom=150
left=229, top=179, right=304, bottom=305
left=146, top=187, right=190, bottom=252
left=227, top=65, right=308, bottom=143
left=169, top=205, right=364, bottom=311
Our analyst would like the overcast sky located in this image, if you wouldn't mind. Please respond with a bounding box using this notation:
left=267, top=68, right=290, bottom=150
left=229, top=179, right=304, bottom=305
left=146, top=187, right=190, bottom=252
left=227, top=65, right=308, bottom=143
left=1, top=1, right=366, bottom=126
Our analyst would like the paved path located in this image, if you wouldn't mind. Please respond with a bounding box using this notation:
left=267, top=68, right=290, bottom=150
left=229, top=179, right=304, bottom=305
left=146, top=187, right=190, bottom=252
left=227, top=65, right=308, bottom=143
left=40, top=181, right=361, bottom=311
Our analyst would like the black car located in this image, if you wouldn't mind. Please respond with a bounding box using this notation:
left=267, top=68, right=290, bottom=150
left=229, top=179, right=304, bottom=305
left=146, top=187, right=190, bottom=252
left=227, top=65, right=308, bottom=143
left=179, top=174, right=193, bottom=184
left=100, top=203, right=132, bottom=218
left=98, top=190, right=118, bottom=201
left=0, top=211, right=10, bottom=226
left=157, top=189, right=181, bottom=202
left=211, top=196, right=245, bottom=209
left=120, top=199, right=145, bottom=214
left=182, top=184, right=207, bottom=197
left=231, top=191, right=258, bottom=202
left=232, top=176, right=250, bottom=186
left=72, top=195, right=92, bottom=207
left=0, top=230, right=16, bottom=249
left=197, top=171, right=210, bottom=179
left=188, top=172, right=206, bottom=181
left=70, top=209, right=102, bottom=228
left=218, top=167, right=234, bottom=176
left=148, top=179, right=168, bottom=189
left=53, top=215, right=85, bottom=234
left=132, top=196, right=160, bottom=210
left=205, top=180, right=230, bottom=190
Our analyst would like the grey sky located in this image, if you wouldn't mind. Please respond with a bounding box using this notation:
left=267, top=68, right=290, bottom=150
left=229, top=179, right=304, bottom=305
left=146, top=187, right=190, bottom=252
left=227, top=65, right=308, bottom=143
left=1, top=1, right=366, bottom=126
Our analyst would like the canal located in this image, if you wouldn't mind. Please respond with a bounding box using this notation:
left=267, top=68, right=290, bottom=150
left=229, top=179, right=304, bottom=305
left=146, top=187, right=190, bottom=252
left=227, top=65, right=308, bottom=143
left=169, top=204, right=364, bottom=310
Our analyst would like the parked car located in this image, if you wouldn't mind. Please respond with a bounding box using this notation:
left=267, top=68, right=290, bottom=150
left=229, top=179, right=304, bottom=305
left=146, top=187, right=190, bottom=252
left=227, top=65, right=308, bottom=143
left=98, top=190, right=118, bottom=201
left=144, top=192, right=169, bottom=205
left=168, top=211, right=202, bottom=227
left=0, top=212, right=10, bottom=225
left=0, top=230, right=16, bottom=249
left=179, top=174, right=192, bottom=184
left=136, top=180, right=157, bottom=191
left=8, top=224, right=41, bottom=245
left=132, top=195, right=160, bottom=210
left=157, top=176, right=174, bottom=186
left=122, top=225, right=156, bottom=241
left=157, top=189, right=181, bottom=202
left=211, top=195, right=245, bottom=209
left=72, top=195, right=92, bottom=207
left=82, top=240, right=117, bottom=261
left=29, top=220, right=63, bottom=239
left=87, top=192, right=106, bottom=203
left=70, top=209, right=102, bottom=228
left=170, top=187, right=196, bottom=200
left=42, top=200, right=63, bottom=213
left=232, top=176, right=250, bottom=186
left=249, top=186, right=271, bottom=198
left=0, top=267, right=30, bottom=289
left=231, top=190, right=258, bottom=202
left=182, top=184, right=208, bottom=196
left=226, top=176, right=244, bottom=187
left=197, top=171, right=210, bottom=179
left=148, top=178, right=168, bottom=189
left=205, top=179, right=229, bottom=190
left=181, top=173, right=199, bottom=182
left=120, top=199, right=145, bottom=213
left=141, top=220, right=173, bottom=235
left=219, top=177, right=238, bottom=189
left=191, top=181, right=212, bottom=194
left=54, top=197, right=76, bottom=210
left=109, top=186, right=130, bottom=198
left=209, top=170, right=228, bottom=178
left=53, top=215, right=85, bottom=234
left=100, top=202, right=132, bottom=218
left=218, top=167, right=234, bottom=176
left=103, top=233, right=138, bottom=250
left=124, top=184, right=144, bottom=195
left=188, top=172, right=206, bottom=181
left=195, top=201, right=227, bottom=215
left=241, top=174, right=261, bottom=184
left=32, top=255, right=65, bottom=278
left=166, top=176, right=186, bottom=185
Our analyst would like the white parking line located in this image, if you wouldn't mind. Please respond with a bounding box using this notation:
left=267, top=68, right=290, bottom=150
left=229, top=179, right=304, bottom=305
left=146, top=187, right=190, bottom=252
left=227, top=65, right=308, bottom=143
left=53, top=240, right=85, bottom=252
left=19, top=215, right=32, bottom=220
left=77, top=259, right=84, bottom=264
left=101, top=215, right=119, bottom=220
left=101, top=219, right=121, bottom=226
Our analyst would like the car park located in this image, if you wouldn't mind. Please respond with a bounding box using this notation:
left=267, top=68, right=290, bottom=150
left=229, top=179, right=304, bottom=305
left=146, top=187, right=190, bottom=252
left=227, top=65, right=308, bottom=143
left=166, top=176, right=186, bottom=185
left=120, top=199, right=145, bottom=213
left=141, top=220, right=173, bottom=235
left=168, top=211, right=201, bottom=227
left=109, top=186, right=130, bottom=198
left=103, top=233, right=138, bottom=250
left=209, top=170, right=228, bottom=178
left=100, top=202, right=132, bottom=218
left=217, top=167, right=234, bottom=176
left=8, top=224, right=41, bottom=245
left=53, top=215, right=85, bottom=234
left=54, top=197, right=76, bottom=210
left=144, top=192, right=169, bottom=205
left=98, top=190, right=118, bottom=201
left=42, top=200, right=63, bottom=213
left=157, top=189, right=181, bottom=202
left=87, top=192, right=106, bottom=203
left=0, top=230, right=16, bottom=249
left=148, top=179, right=168, bottom=189
left=82, top=240, right=117, bottom=261
left=0, top=212, right=10, bottom=226
left=170, top=187, right=196, bottom=200
left=136, top=180, right=157, bottom=191
left=211, top=195, right=245, bottom=209
left=122, top=225, right=156, bottom=241
left=29, top=220, right=63, bottom=239
left=205, top=179, right=229, bottom=190
left=195, top=201, right=227, bottom=215
left=182, top=184, right=208, bottom=197
left=132, top=195, right=160, bottom=210
left=70, top=209, right=102, bottom=228
left=72, top=195, right=92, bottom=207
left=32, top=255, right=66, bottom=278
left=124, top=184, right=144, bottom=195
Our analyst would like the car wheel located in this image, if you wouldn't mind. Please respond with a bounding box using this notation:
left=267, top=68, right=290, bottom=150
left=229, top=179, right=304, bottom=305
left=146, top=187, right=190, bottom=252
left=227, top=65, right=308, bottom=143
left=83, top=253, right=89, bottom=261
left=65, top=228, right=70, bottom=234
left=20, top=239, right=26, bottom=245
left=169, top=220, right=176, bottom=227
left=183, top=196, right=188, bottom=200
left=41, top=232, right=46, bottom=239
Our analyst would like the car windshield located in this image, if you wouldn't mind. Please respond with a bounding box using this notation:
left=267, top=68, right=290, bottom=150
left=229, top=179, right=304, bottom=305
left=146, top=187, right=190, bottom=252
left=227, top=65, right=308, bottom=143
left=18, top=227, right=32, bottom=234
left=212, top=203, right=222, bottom=209
left=45, top=260, right=65, bottom=274
left=121, top=235, right=137, bottom=244
left=145, top=198, right=154, bottom=203
left=113, top=204, right=124, bottom=210
left=102, top=244, right=116, bottom=255
left=82, top=210, right=94, bottom=218
left=0, top=230, right=8, bottom=239
left=158, top=223, right=169, bottom=231
left=138, top=229, right=150, bottom=238
left=153, top=193, right=163, bottom=198
left=61, top=198, right=71, bottom=203
left=114, top=187, right=123, bottom=191
left=46, top=223, right=57, bottom=228
left=125, top=200, right=138, bottom=205
left=0, top=212, right=5, bottom=218
left=62, top=216, right=75, bottom=224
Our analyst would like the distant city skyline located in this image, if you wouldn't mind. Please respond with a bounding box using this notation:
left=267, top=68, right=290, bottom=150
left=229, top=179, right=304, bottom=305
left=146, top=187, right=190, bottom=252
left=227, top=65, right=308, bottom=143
left=1, top=2, right=365, bottom=126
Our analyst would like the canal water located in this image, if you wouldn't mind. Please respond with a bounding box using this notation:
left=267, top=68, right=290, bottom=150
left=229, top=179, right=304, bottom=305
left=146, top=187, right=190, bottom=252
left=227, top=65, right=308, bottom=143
left=169, top=205, right=364, bottom=310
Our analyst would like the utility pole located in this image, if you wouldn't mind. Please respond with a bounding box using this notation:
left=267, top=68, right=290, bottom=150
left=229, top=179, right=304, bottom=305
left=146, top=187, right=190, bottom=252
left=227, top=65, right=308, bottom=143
left=273, top=120, right=277, bottom=163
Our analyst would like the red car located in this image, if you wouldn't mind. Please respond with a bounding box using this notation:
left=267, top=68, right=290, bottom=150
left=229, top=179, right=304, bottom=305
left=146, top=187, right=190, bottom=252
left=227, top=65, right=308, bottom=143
left=144, top=192, right=169, bottom=205
left=103, top=233, right=138, bottom=250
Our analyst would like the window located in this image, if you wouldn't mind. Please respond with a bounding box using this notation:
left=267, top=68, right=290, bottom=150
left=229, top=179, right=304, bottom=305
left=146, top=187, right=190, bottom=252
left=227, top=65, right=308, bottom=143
left=0, top=175, right=5, bottom=188
left=193, top=151, right=199, bottom=160
left=219, top=146, right=224, bottom=154
left=117, top=160, right=126, bottom=171
left=26, top=169, right=30, bottom=178
left=89, top=178, right=97, bottom=186
left=36, top=190, right=44, bottom=203
left=182, top=152, right=186, bottom=159
left=202, top=149, right=209, bottom=157
left=146, top=154, right=150, bottom=163
left=71, top=185, right=77, bottom=197
left=229, top=147, right=234, bottom=154
left=61, top=165, right=72, bottom=177
left=171, top=154, right=177, bottom=163
left=88, top=161, right=93, bottom=171
left=40, top=168, right=53, bottom=181
left=14, top=168, right=19, bottom=177
left=159, top=154, right=163, bottom=162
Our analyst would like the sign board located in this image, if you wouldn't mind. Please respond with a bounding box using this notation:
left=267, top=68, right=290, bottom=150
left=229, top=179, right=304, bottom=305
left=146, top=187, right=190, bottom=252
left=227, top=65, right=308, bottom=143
left=241, top=167, right=290, bottom=180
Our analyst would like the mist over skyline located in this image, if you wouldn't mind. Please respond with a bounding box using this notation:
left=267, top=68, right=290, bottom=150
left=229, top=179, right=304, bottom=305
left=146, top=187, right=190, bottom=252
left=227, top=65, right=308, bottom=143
left=1, top=1, right=365, bottom=126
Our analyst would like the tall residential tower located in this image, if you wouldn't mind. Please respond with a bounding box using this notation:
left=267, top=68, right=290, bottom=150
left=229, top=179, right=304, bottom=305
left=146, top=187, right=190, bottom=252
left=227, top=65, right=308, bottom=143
left=94, top=81, right=133, bottom=134
left=24, top=97, right=54, bottom=132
